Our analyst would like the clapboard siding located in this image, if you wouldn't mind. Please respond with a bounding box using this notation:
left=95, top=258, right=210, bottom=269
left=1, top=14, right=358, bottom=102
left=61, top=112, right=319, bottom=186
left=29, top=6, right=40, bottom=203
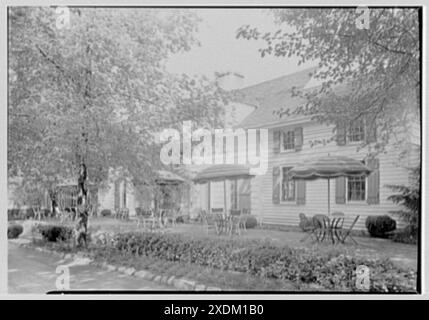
left=251, top=121, right=419, bottom=231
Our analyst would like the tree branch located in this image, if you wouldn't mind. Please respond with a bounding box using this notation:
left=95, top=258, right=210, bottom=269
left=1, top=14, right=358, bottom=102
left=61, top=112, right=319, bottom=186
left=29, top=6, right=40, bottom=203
left=34, top=44, right=78, bottom=88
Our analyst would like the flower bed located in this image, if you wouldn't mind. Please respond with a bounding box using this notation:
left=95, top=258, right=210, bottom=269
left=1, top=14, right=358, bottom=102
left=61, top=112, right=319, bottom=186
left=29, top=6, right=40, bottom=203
left=112, top=232, right=417, bottom=292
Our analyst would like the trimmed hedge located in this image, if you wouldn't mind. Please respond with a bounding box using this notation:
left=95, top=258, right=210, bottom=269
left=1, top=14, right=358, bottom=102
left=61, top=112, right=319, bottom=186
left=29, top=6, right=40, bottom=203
left=8, top=224, right=23, bottom=239
left=244, top=215, right=258, bottom=229
left=100, top=209, right=112, bottom=217
left=8, top=208, right=34, bottom=220
left=110, top=232, right=416, bottom=292
left=37, top=225, right=73, bottom=242
left=365, top=215, right=397, bottom=238
left=8, top=209, right=20, bottom=220
left=8, top=208, right=51, bottom=220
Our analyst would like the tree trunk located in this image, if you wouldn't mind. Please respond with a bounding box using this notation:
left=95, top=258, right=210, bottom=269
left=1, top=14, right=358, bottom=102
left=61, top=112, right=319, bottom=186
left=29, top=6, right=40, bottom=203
left=49, top=189, right=58, bottom=219
left=75, top=37, right=92, bottom=247
left=75, top=162, right=88, bottom=247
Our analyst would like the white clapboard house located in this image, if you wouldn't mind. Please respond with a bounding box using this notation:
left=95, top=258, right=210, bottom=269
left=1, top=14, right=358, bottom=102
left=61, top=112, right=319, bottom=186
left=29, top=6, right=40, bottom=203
left=225, top=67, right=420, bottom=230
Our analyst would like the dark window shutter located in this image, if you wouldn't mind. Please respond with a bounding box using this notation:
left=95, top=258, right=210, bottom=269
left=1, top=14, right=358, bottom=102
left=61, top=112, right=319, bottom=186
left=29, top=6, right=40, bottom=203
left=114, top=179, right=120, bottom=210
left=230, top=179, right=238, bottom=210
left=366, top=158, right=380, bottom=204
left=335, top=177, right=346, bottom=204
left=365, top=115, right=377, bottom=143
left=273, top=130, right=281, bottom=153
left=272, top=166, right=281, bottom=204
left=296, top=180, right=306, bottom=205
left=123, top=180, right=127, bottom=207
left=336, top=121, right=347, bottom=146
left=294, top=127, right=303, bottom=151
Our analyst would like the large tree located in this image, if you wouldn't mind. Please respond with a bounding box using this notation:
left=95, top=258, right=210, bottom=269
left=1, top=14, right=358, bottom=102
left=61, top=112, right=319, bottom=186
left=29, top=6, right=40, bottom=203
left=8, top=7, right=226, bottom=228
left=237, top=8, right=420, bottom=152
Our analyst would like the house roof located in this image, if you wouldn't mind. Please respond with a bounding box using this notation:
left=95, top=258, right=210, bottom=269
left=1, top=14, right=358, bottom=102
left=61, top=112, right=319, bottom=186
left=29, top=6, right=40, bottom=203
left=233, top=67, right=317, bottom=129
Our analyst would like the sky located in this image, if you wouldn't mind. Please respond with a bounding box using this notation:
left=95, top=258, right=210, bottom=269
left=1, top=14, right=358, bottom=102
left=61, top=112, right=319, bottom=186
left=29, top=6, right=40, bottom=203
left=166, top=9, right=317, bottom=89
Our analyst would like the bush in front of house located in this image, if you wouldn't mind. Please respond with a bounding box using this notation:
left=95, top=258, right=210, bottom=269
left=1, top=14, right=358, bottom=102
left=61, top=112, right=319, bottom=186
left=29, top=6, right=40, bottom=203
left=7, top=209, right=21, bottom=220
left=135, top=207, right=144, bottom=216
left=386, top=166, right=420, bottom=244
left=243, top=215, right=258, bottom=229
left=100, top=209, right=112, bottom=217
left=391, top=225, right=418, bottom=245
left=8, top=224, right=23, bottom=239
left=365, top=215, right=397, bottom=238
left=110, top=232, right=416, bottom=292
left=7, top=208, right=35, bottom=220
left=37, top=225, right=73, bottom=242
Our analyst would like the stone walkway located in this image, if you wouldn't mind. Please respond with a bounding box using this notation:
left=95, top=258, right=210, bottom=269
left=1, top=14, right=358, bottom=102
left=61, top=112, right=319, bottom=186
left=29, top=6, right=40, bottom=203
left=8, top=242, right=173, bottom=294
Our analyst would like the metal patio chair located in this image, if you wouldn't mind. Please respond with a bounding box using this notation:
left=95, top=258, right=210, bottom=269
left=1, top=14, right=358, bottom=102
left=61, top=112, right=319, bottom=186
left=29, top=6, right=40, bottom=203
left=201, top=210, right=221, bottom=235
left=229, top=209, right=246, bottom=236
left=330, top=212, right=345, bottom=244
left=339, top=215, right=360, bottom=245
left=300, top=214, right=331, bottom=243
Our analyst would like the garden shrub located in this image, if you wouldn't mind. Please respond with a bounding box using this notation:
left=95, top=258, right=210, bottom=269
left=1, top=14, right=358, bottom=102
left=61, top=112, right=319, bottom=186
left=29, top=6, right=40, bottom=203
left=8, top=224, right=23, bottom=239
left=37, top=225, right=73, bottom=242
left=244, top=215, right=258, bottom=229
left=100, top=209, right=112, bottom=217
left=7, top=208, right=36, bottom=220
left=135, top=207, right=144, bottom=216
left=22, top=208, right=35, bottom=219
left=109, top=232, right=416, bottom=292
left=365, top=215, right=397, bottom=238
left=7, top=209, right=20, bottom=220
left=391, top=225, right=418, bottom=245
left=387, top=166, right=420, bottom=244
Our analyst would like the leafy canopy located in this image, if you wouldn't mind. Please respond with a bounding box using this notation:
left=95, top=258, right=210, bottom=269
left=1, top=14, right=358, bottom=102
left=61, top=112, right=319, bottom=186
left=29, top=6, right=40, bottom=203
left=9, top=7, right=226, bottom=199
left=237, top=8, right=420, bottom=151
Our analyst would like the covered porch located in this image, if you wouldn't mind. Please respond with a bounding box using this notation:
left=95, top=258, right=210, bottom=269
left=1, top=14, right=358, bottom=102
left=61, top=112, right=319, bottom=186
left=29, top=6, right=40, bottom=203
left=193, top=164, right=253, bottom=215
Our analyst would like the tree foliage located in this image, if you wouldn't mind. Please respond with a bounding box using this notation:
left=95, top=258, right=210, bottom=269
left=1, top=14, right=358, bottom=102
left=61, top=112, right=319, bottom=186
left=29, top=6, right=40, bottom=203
left=8, top=7, right=226, bottom=199
left=387, top=166, right=420, bottom=231
left=237, top=8, right=420, bottom=151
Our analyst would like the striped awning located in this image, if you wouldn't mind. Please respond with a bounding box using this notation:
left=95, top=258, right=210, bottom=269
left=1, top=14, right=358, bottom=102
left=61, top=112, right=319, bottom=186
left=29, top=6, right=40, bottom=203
left=193, top=164, right=254, bottom=184
left=288, top=155, right=372, bottom=180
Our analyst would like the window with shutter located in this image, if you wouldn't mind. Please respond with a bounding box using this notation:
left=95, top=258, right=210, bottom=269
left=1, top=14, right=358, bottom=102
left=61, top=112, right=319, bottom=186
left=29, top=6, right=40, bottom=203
left=335, top=176, right=346, bottom=204
left=273, top=130, right=281, bottom=154
left=296, top=180, right=306, bottom=205
left=366, top=158, right=380, bottom=204
left=114, top=179, right=120, bottom=210
left=272, top=166, right=281, bottom=204
left=281, top=130, right=295, bottom=151
left=347, top=176, right=366, bottom=201
left=231, top=179, right=238, bottom=210
left=294, top=127, right=303, bottom=151
left=336, top=122, right=347, bottom=146
left=348, top=118, right=365, bottom=143
left=123, top=180, right=127, bottom=207
left=281, top=167, right=295, bottom=202
left=365, top=115, right=377, bottom=143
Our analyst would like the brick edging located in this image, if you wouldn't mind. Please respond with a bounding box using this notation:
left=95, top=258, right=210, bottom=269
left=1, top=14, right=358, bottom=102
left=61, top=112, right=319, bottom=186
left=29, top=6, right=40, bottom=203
left=12, top=240, right=222, bottom=291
